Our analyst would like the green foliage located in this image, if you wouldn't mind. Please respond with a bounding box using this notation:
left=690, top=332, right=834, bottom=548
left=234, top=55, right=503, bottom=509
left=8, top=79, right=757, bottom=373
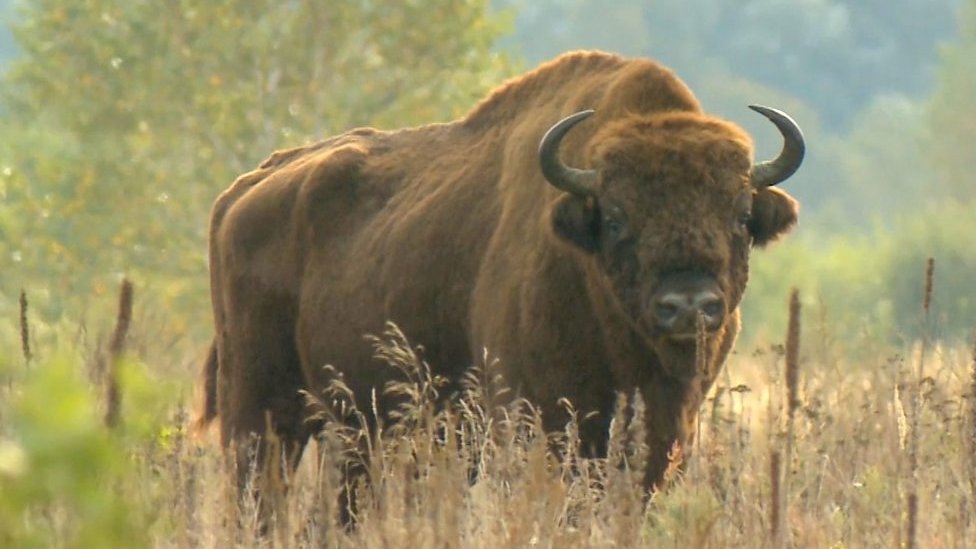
left=0, top=0, right=515, bottom=330
left=742, top=231, right=891, bottom=347
left=743, top=201, right=976, bottom=346
left=0, top=0, right=16, bottom=65
left=880, top=200, right=976, bottom=338
left=0, top=349, right=178, bottom=548
left=928, top=0, right=976, bottom=201
left=818, top=95, right=931, bottom=227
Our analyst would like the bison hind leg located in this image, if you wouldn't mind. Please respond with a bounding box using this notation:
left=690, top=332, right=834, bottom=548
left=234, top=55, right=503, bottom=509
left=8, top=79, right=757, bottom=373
left=228, top=409, right=314, bottom=537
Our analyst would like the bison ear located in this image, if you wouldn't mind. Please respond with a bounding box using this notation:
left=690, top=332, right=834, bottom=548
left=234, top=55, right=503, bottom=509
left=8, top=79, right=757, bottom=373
left=749, top=187, right=799, bottom=247
left=551, top=195, right=600, bottom=253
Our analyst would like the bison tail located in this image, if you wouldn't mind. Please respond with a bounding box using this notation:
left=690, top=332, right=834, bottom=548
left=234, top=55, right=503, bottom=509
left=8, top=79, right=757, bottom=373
left=191, top=340, right=219, bottom=436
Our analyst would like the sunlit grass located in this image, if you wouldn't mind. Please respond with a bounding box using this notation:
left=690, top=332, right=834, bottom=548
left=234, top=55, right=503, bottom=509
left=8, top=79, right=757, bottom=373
left=2, top=284, right=975, bottom=548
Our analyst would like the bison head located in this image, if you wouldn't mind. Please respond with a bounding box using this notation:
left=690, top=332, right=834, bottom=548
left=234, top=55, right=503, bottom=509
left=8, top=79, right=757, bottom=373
left=540, top=106, right=803, bottom=372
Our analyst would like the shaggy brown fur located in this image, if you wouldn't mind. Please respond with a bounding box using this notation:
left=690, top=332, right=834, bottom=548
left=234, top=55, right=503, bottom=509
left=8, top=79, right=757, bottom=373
left=196, top=50, right=800, bottom=512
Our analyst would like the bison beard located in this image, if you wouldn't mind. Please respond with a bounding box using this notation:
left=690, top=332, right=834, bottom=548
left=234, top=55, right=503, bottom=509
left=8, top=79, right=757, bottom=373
left=195, top=50, right=803, bottom=524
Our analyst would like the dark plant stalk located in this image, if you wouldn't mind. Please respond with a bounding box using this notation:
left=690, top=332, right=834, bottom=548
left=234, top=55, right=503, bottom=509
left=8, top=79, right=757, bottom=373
left=19, top=289, right=32, bottom=367
left=906, top=492, right=918, bottom=549
left=104, top=278, right=134, bottom=429
left=769, top=449, right=782, bottom=546
left=785, top=289, right=801, bottom=424
left=923, top=257, right=934, bottom=315
left=906, top=258, right=934, bottom=549
left=772, top=288, right=801, bottom=549
left=783, top=289, right=801, bottom=545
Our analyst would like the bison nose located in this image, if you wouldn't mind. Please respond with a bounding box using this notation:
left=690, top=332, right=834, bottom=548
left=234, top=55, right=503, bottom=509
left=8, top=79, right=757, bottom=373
left=652, top=290, right=726, bottom=337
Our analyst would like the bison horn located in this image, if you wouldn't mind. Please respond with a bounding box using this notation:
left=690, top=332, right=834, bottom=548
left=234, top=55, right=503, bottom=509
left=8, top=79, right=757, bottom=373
left=748, top=105, right=805, bottom=188
left=539, top=110, right=598, bottom=197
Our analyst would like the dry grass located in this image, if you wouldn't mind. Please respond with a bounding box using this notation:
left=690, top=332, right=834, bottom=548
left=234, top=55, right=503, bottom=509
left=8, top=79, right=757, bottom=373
left=150, top=331, right=974, bottom=548
left=5, top=281, right=976, bottom=548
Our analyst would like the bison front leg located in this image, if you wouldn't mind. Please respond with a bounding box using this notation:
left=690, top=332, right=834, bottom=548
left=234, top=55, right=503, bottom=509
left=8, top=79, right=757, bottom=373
left=643, top=415, right=694, bottom=495
left=639, top=376, right=705, bottom=496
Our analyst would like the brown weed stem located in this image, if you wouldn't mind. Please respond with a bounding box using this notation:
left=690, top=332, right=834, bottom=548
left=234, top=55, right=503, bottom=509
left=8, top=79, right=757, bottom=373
left=19, top=289, right=31, bottom=367
left=104, top=278, right=134, bottom=429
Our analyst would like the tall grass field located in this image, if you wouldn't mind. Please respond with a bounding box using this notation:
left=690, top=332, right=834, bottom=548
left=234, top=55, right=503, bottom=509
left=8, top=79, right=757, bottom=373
left=2, top=265, right=974, bottom=548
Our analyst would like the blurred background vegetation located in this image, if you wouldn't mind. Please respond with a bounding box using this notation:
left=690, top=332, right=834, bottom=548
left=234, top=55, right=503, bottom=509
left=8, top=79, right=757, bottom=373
left=0, top=0, right=974, bottom=353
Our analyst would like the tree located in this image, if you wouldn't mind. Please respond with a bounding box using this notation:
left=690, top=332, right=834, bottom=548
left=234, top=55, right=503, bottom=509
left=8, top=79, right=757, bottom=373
left=927, top=0, right=976, bottom=201
left=0, top=0, right=16, bottom=66
left=823, top=94, right=930, bottom=226
left=0, top=0, right=514, bottom=325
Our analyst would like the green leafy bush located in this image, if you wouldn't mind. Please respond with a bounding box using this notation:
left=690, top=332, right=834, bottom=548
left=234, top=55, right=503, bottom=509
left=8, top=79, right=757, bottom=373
left=743, top=200, right=976, bottom=347
left=0, top=348, right=178, bottom=548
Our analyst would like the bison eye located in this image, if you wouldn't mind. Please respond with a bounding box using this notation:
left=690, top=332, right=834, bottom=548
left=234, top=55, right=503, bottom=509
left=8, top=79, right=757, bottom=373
left=737, top=212, right=751, bottom=230
left=605, top=218, right=625, bottom=238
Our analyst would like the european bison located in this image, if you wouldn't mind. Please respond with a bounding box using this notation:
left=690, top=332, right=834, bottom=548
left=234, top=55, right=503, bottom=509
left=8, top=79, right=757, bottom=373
left=196, top=50, right=803, bottom=514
